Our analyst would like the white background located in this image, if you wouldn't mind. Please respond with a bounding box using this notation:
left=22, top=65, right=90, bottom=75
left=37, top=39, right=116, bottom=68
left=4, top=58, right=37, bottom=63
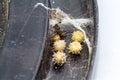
left=91, top=0, right=120, bottom=80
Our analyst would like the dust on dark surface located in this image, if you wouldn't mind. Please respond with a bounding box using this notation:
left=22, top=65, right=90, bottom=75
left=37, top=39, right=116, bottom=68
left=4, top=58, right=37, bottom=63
left=0, top=0, right=49, bottom=80
left=36, top=22, right=89, bottom=80
left=35, top=0, right=95, bottom=80
left=0, top=0, right=8, bottom=48
left=0, top=0, right=98, bottom=80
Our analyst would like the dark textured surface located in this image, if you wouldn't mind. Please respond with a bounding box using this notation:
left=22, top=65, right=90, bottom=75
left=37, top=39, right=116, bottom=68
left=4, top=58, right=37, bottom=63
left=36, top=0, right=98, bottom=80
left=0, top=0, right=98, bottom=80
left=0, top=0, right=48, bottom=80
left=0, top=0, right=8, bottom=48
left=87, top=0, right=98, bottom=79
left=37, top=32, right=89, bottom=80
left=49, top=0, right=89, bottom=18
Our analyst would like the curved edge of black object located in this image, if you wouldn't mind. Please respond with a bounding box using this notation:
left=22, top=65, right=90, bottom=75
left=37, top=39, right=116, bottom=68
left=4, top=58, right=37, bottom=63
left=0, top=0, right=8, bottom=49
left=31, top=1, right=50, bottom=80
left=87, top=0, right=99, bottom=80
left=35, top=0, right=99, bottom=80
left=32, top=1, right=49, bottom=80
left=0, top=0, right=49, bottom=80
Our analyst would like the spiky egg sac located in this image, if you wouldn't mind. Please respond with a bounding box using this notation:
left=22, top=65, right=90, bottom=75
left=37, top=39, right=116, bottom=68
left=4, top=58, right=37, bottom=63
left=53, top=40, right=66, bottom=51
left=69, top=41, right=82, bottom=54
left=52, top=34, right=61, bottom=41
left=52, top=51, right=67, bottom=65
left=72, top=30, right=84, bottom=43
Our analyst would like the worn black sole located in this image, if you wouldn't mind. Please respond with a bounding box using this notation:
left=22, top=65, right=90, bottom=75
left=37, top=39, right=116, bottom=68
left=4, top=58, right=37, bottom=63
left=36, top=0, right=98, bottom=80
left=0, top=0, right=98, bottom=80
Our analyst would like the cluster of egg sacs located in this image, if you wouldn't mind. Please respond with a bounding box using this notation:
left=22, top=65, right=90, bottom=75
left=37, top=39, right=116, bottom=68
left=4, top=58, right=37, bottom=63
left=52, top=31, right=84, bottom=65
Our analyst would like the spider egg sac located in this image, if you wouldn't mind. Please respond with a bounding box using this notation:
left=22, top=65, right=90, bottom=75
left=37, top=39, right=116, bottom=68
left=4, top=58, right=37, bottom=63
left=72, top=30, right=84, bottom=43
left=68, top=41, right=82, bottom=54
left=53, top=40, right=66, bottom=51
left=52, top=34, right=61, bottom=41
left=52, top=51, right=67, bottom=65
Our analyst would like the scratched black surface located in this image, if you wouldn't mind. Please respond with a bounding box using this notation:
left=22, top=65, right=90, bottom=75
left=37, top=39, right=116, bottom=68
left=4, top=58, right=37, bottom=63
left=36, top=0, right=98, bottom=80
left=0, top=0, right=48, bottom=80
left=0, top=0, right=98, bottom=80
left=0, top=0, right=8, bottom=48
left=49, top=0, right=89, bottom=18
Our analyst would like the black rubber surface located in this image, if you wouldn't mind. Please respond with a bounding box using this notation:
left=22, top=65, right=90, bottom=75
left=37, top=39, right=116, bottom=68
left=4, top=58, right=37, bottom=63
left=0, top=0, right=48, bottom=80
left=50, top=0, right=89, bottom=18
left=36, top=0, right=98, bottom=80
left=0, top=0, right=98, bottom=80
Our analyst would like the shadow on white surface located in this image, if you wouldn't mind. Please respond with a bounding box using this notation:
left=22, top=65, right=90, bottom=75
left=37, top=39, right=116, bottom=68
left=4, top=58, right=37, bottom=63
left=91, top=0, right=120, bottom=80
